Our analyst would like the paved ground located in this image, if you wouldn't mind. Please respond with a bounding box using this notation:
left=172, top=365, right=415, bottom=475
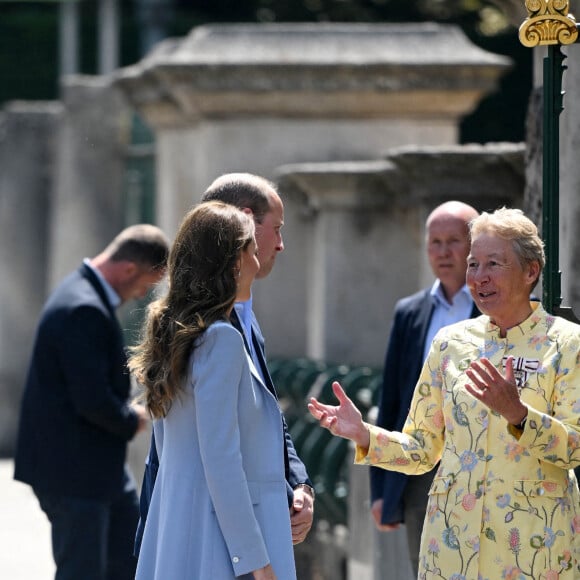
left=0, top=459, right=55, bottom=579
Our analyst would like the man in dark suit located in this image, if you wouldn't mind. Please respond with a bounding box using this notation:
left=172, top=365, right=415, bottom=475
left=134, top=173, right=315, bottom=556
left=14, top=224, right=169, bottom=580
left=370, top=201, right=479, bottom=578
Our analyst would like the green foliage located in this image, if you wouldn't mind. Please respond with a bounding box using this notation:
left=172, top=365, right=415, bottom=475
left=0, top=5, right=59, bottom=102
left=460, top=26, right=532, bottom=143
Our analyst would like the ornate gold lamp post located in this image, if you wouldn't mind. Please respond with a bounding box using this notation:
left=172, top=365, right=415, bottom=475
left=519, top=1, right=578, bottom=319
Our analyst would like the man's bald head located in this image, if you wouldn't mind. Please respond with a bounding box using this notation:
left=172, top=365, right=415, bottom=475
left=426, top=201, right=479, bottom=302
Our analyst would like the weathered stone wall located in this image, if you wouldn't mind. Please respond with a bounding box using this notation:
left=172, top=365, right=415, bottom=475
left=0, top=102, right=62, bottom=455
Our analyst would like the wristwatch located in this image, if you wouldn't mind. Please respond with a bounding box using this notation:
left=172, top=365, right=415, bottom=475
left=294, top=483, right=315, bottom=500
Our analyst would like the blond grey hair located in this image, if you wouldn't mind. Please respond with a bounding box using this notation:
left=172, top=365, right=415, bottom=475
left=469, top=207, right=545, bottom=272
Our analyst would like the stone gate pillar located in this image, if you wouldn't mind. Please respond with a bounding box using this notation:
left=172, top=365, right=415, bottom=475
left=556, top=43, right=580, bottom=312
left=0, top=102, right=62, bottom=454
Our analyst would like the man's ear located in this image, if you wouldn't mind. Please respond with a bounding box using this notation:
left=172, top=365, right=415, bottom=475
left=241, top=207, right=253, bottom=217
left=119, top=260, right=139, bottom=279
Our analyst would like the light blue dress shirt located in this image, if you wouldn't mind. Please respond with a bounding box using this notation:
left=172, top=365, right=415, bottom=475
left=234, top=297, right=266, bottom=384
left=422, top=281, right=474, bottom=363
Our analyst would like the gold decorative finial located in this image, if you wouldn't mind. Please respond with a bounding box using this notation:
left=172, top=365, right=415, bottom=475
left=519, top=0, right=578, bottom=46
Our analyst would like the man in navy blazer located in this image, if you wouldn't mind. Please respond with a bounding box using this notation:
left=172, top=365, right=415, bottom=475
left=14, top=224, right=169, bottom=580
left=370, top=201, right=479, bottom=578
left=134, top=173, right=315, bottom=556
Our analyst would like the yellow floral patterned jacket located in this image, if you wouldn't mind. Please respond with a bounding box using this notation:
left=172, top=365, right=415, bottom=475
left=356, top=303, right=580, bottom=580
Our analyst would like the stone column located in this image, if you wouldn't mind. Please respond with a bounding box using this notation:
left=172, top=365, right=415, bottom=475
left=275, top=143, right=525, bottom=366
left=0, top=102, right=62, bottom=454
left=557, top=43, right=580, bottom=312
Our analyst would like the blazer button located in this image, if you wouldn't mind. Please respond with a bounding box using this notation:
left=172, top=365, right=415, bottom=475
left=232, top=556, right=240, bottom=563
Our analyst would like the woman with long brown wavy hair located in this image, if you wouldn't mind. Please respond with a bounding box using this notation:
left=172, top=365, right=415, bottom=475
left=130, top=201, right=295, bottom=580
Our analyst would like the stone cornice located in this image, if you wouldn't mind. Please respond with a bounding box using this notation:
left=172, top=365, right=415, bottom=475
left=276, top=143, right=525, bottom=212
left=113, top=23, right=511, bottom=128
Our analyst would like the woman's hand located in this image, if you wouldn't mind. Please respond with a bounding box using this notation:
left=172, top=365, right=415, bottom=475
left=465, top=356, right=528, bottom=425
left=307, top=381, right=370, bottom=449
left=253, top=563, right=276, bottom=580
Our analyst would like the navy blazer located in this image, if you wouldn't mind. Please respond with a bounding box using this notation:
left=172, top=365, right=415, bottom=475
left=14, top=263, right=139, bottom=499
left=134, top=307, right=311, bottom=556
left=370, top=288, right=479, bottom=524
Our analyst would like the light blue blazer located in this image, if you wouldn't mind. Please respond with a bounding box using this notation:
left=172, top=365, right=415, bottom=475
left=136, top=321, right=296, bottom=579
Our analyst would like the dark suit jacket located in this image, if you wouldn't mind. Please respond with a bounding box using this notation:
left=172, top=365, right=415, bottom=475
left=370, top=288, right=479, bottom=524
left=133, top=307, right=311, bottom=555
left=14, top=263, right=139, bottom=499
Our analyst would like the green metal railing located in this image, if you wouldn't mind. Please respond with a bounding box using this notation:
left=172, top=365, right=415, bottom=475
left=270, top=357, right=382, bottom=526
